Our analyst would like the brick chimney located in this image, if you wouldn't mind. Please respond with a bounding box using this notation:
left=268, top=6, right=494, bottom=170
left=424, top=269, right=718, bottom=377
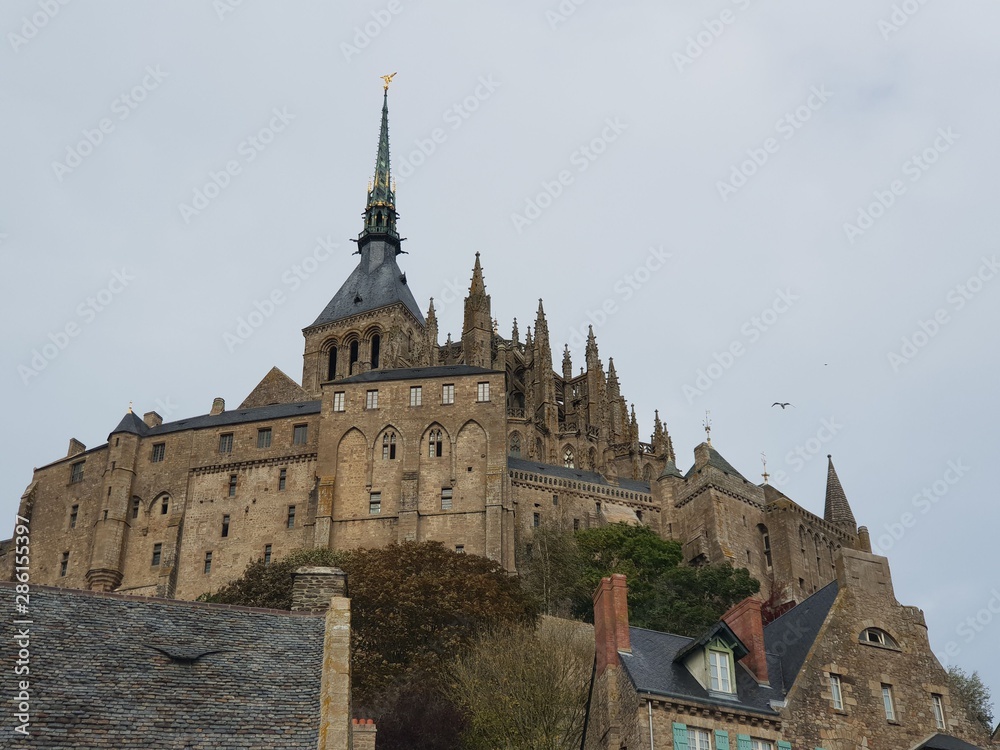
left=593, top=573, right=631, bottom=677
left=351, top=719, right=377, bottom=750
left=722, top=597, right=768, bottom=685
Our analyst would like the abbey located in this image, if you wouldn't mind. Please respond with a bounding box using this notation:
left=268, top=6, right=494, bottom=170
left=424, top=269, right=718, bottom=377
left=3, top=86, right=868, bottom=609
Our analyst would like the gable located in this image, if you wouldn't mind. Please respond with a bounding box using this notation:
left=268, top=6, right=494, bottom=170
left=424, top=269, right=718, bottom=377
left=239, top=366, right=308, bottom=409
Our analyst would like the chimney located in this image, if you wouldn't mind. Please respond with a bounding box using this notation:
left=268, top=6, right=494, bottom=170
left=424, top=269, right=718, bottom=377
left=593, top=573, right=631, bottom=677
left=722, top=597, right=768, bottom=685
left=210, top=397, right=225, bottom=416
left=143, top=411, right=162, bottom=428
left=292, top=566, right=347, bottom=612
left=857, top=526, right=872, bottom=553
left=67, top=438, right=86, bottom=457
left=351, top=719, right=377, bottom=750
left=835, top=547, right=895, bottom=600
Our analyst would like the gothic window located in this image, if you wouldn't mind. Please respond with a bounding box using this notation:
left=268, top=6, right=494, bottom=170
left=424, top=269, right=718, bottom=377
left=428, top=429, right=443, bottom=458
left=350, top=340, right=360, bottom=373
left=371, top=334, right=381, bottom=369
left=327, top=346, right=338, bottom=380
left=563, top=446, right=575, bottom=469
left=509, top=432, right=522, bottom=457
left=382, top=432, right=397, bottom=460
left=160, top=496, right=169, bottom=515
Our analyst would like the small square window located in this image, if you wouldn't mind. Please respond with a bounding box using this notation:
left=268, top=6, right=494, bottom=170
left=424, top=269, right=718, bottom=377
left=366, top=390, right=379, bottom=409
left=369, top=492, right=382, bottom=515
left=293, top=424, right=308, bottom=445
left=221, top=514, right=230, bottom=538
left=70, top=504, right=79, bottom=528
left=151, top=543, right=162, bottom=567
left=219, top=433, right=233, bottom=453
left=70, top=461, right=84, bottom=484
left=410, top=386, right=422, bottom=406
left=204, top=551, right=213, bottom=574
left=333, top=392, right=346, bottom=412
left=278, top=468, right=287, bottom=491
left=257, top=428, right=272, bottom=449
left=151, top=443, right=165, bottom=463
left=830, top=673, right=844, bottom=710
left=264, top=544, right=272, bottom=566
left=552, top=494, right=559, bottom=506
left=477, top=381, right=490, bottom=402
left=287, top=505, right=296, bottom=529
left=455, top=545, right=465, bottom=554
left=228, top=474, right=237, bottom=498
left=60, top=551, right=69, bottom=577
left=442, top=384, right=455, bottom=405
left=441, top=488, right=453, bottom=510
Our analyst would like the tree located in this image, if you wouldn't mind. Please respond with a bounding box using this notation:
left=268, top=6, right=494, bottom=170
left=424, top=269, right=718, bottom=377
left=445, top=618, right=593, bottom=750
left=518, top=522, right=587, bottom=617
left=947, top=665, right=995, bottom=734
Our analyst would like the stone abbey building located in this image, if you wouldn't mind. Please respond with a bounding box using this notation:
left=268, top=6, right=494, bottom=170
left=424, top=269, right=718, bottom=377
left=4, top=87, right=869, bottom=607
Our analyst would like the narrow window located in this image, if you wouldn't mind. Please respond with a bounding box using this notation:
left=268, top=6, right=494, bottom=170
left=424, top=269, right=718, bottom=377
left=382, top=432, right=397, bottom=460
left=410, top=385, right=422, bottom=406
left=552, top=494, right=559, bottom=506
left=533, top=512, right=540, bottom=528
left=333, top=391, right=346, bottom=412
left=371, top=334, right=381, bottom=369
left=636, top=510, right=643, bottom=522
left=70, top=504, right=79, bottom=528
left=708, top=650, right=732, bottom=693
left=689, top=728, right=711, bottom=750
left=369, top=492, right=382, bottom=515
left=221, top=514, right=230, bottom=538
left=70, top=461, right=84, bottom=484
left=160, top=497, right=169, bottom=515
left=293, top=424, right=308, bottom=445
left=287, top=505, right=296, bottom=529
left=563, top=447, right=574, bottom=468
left=830, top=674, right=844, bottom=710
left=573, top=518, right=580, bottom=531
left=327, top=346, right=338, bottom=380
left=151, top=543, right=162, bottom=566
left=429, top=429, right=443, bottom=458
left=477, top=381, right=490, bottom=402
left=763, top=532, right=772, bottom=568
left=219, top=433, right=233, bottom=453
left=278, top=468, right=287, bottom=491
left=151, top=443, right=165, bottom=463
left=441, top=488, right=453, bottom=510
left=228, top=474, right=237, bottom=497
left=932, top=693, right=945, bottom=729
left=349, top=340, right=359, bottom=373
left=204, top=551, right=213, bottom=574
left=60, top=551, right=69, bottom=577
left=257, top=427, right=272, bottom=449
left=264, top=544, right=272, bottom=565
left=366, top=390, right=379, bottom=410
left=882, top=684, right=896, bottom=721
left=442, top=383, right=455, bottom=405
left=510, top=432, right=521, bottom=457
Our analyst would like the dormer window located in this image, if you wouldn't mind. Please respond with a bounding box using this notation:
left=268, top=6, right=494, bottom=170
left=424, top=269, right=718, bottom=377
left=708, top=648, right=733, bottom=693
left=860, top=628, right=899, bottom=649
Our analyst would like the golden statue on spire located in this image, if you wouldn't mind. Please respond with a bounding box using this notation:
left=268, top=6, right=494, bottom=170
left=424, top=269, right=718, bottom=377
left=380, top=72, right=397, bottom=91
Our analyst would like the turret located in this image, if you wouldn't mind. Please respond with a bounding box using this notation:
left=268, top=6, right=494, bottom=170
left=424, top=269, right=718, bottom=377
left=462, top=253, right=492, bottom=368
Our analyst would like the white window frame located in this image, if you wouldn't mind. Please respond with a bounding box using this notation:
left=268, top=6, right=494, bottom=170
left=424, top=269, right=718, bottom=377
left=689, top=727, right=712, bottom=750
left=366, top=389, right=379, bottom=410
left=708, top=649, right=733, bottom=693
left=477, top=381, right=490, bottom=402
left=333, top=391, right=346, bottom=412
left=932, top=693, right=945, bottom=729
left=830, top=673, right=844, bottom=710
left=750, top=741, right=773, bottom=750
left=882, top=684, right=896, bottom=721
left=369, top=491, right=382, bottom=515
left=410, top=385, right=422, bottom=407
left=442, top=383, right=455, bottom=405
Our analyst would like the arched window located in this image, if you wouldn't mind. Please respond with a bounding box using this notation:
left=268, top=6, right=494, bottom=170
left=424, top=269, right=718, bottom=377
left=428, top=429, right=443, bottom=458
left=509, top=432, right=522, bottom=457
left=860, top=628, right=899, bottom=648
left=327, top=346, right=338, bottom=381
left=382, top=432, right=397, bottom=460
left=563, top=446, right=575, bottom=469
left=349, top=341, right=359, bottom=373
left=371, top=334, right=381, bottom=369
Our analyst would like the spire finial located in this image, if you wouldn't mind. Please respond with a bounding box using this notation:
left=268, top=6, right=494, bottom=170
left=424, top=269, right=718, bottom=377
left=761, top=452, right=770, bottom=485
left=380, top=72, right=397, bottom=91
left=128, top=400, right=133, bottom=414
left=703, top=410, right=712, bottom=445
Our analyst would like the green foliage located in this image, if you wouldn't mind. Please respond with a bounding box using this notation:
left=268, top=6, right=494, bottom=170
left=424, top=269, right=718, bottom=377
left=947, top=665, right=995, bottom=734
left=445, top=618, right=593, bottom=750
left=199, top=547, right=343, bottom=610
left=518, top=522, right=587, bottom=617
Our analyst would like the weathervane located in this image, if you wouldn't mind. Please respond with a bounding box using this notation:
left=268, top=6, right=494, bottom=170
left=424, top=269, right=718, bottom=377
left=380, top=72, right=397, bottom=91
left=761, top=452, right=770, bottom=485
left=128, top=400, right=133, bottom=414
left=703, top=410, right=712, bottom=445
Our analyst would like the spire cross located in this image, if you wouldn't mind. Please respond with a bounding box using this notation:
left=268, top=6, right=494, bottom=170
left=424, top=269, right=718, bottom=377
left=703, top=410, right=712, bottom=445
left=761, top=452, right=770, bottom=485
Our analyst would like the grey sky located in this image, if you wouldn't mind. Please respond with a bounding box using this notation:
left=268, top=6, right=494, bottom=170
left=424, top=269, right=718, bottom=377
left=3, top=0, right=998, bottom=702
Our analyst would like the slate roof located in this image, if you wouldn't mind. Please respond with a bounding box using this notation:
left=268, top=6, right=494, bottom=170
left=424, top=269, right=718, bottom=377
left=684, top=443, right=749, bottom=481
left=824, top=455, right=857, bottom=528
left=915, top=733, right=987, bottom=750
left=0, top=582, right=325, bottom=749
left=117, top=401, right=321, bottom=439
left=763, top=580, right=839, bottom=691
left=620, top=626, right=780, bottom=715
left=110, top=410, right=150, bottom=436
left=336, top=364, right=498, bottom=384
left=308, top=240, right=425, bottom=328
left=507, top=456, right=651, bottom=494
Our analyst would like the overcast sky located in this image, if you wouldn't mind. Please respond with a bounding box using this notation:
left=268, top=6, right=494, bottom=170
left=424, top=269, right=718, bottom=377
left=3, top=0, right=999, bottom=704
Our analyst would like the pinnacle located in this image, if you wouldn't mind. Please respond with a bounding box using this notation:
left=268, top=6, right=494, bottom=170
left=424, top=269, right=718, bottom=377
left=824, top=455, right=857, bottom=529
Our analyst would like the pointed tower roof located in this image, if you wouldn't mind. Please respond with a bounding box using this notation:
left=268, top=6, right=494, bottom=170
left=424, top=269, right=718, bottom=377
left=685, top=442, right=748, bottom=481
left=824, top=455, right=857, bottom=529
left=469, top=252, right=486, bottom=296
left=426, top=297, right=437, bottom=325
left=308, top=81, right=424, bottom=330
left=110, top=409, right=149, bottom=437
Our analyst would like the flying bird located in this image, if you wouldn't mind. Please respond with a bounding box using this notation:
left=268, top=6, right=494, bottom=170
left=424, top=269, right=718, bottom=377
left=771, top=402, right=794, bottom=409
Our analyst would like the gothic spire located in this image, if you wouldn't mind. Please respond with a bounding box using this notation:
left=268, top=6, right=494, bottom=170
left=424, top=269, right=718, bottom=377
left=469, top=252, right=486, bottom=296
left=563, top=345, right=573, bottom=380
left=607, top=358, right=621, bottom=399
left=511, top=318, right=519, bottom=344
left=426, top=297, right=437, bottom=326
left=824, top=455, right=857, bottom=529
left=359, top=81, right=399, bottom=247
